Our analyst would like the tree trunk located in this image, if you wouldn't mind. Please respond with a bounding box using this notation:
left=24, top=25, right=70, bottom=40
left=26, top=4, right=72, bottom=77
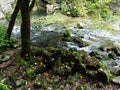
left=5, top=0, right=36, bottom=40
left=21, top=0, right=31, bottom=57
left=5, top=0, right=23, bottom=40
left=29, top=0, right=36, bottom=12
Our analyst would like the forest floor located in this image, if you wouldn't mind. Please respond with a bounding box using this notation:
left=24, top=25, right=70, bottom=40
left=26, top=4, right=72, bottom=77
left=0, top=47, right=120, bottom=90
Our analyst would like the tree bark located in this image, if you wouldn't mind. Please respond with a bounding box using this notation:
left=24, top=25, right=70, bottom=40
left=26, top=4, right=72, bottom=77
left=21, top=0, right=31, bottom=57
left=5, top=0, right=23, bottom=40
left=29, top=0, right=36, bottom=12
left=5, top=0, right=36, bottom=40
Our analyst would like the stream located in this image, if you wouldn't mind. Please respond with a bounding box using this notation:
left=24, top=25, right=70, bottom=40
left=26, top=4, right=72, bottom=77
left=12, top=18, right=120, bottom=76
left=5, top=15, right=119, bottom=84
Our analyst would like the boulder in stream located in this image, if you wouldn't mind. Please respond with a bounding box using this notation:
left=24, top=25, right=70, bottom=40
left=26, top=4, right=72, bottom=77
left=112, top=46, right=120, bottom=56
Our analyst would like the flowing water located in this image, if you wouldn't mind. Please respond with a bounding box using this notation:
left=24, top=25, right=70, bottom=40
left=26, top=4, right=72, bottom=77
left=11, top=15, right=120, bottom=76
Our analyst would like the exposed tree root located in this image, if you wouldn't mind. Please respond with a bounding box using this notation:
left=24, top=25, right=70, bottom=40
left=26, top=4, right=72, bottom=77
left=0, top=57, right=15, bottom=69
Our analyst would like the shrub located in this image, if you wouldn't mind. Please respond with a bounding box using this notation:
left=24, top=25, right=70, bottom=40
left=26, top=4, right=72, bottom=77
left=0, top=26, right=9, bottom=47
left=58, top=0, right=115, bottom=18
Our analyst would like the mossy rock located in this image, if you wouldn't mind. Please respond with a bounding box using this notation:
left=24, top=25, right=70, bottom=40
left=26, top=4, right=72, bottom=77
left=63, top=30, right=71, bottom=37
left=82, top=56, right=102, bottom=70
left=73, top=38, right=89, bottom=47
left=89, top=51, right=104, bottom=60
left=52, top=48, right=67, bottom=58
left=98, top=46, right=111, bottom=52
left=76, top=23, right=84, bottom=29
left=33, top=48, right=52, bottom=60
left=112, top=46, right=120, bottom=56
left=32, top=47, right=112, bottom=83
left=62, top=37, right=72, bottom=42
left=67, top=51, right=82, bottom=61
left=108, top=52, right=117, bottom=60
left=51, top=58, right=62, bottom=68
left=53, top=63, right=72, bottom=76
left=97, top=68, right=112, bottom=83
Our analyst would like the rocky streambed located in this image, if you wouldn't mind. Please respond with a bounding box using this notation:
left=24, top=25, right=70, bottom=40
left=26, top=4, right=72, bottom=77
left=11, top=14, right=120, bottom=86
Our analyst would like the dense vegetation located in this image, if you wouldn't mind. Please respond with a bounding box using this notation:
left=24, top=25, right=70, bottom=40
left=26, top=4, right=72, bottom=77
left=48, top=0, right=115, bottom=19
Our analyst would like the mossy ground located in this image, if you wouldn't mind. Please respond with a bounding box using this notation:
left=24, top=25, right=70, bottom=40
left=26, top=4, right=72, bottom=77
left=0, top=46, right=120, bottom=90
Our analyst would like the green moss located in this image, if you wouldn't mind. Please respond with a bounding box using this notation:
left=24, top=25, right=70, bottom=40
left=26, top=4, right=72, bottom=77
left=89, top=51, right=104, bottom=60
left=73, top=38, right=89, bottom=47
left=63, top=30, right=71, bottom=38
left=76, top=23, right=84, bottom=29
left=108, top=52, right=117, bottom=60
left=112, top=46, right=120, bottom=56
left=32, top=47, right=112, bottom=83
left=0, top=83, right=10, bottom=90
left=32, top=13, right=69, bottom=28
left=97, top=68, right=112, bottom=83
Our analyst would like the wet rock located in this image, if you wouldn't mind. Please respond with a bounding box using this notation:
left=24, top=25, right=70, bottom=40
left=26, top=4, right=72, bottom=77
left=73, top=38, right=89, bottom=47
left=99, top=46, right=111, bottom=52
left=97, top=68, right=111, bottom=83
left=112, top=76, right=120, bottom=85
left=110, top=68, right=120, bottom=76
left=62, top=37, right=72, bottom=42
left=112, top=46, right=120, bottom=56
left=63, top=30, right=71, bottom=37
left=99, top=46, right=105, bottom=51
left=76, top=23, right=84, bottom=29
left=89, top=51, right=104, bottom=60
left=108, top=52, right=117, bottom=60
left=111, top=61, right=118, bottom=66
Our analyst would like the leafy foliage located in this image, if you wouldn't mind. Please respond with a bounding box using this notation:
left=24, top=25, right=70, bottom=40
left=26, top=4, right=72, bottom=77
left=0, top=83, right=10, bottom=90
left=0, top=26, right=9, bottom=47
left=58, top=0, right=115, bottom=18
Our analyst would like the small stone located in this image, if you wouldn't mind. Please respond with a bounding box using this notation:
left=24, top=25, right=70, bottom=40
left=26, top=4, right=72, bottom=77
left=112, top=76, right=120, bottom=85
left=16, top=80, right=22, bottom=86
left=76, top=23, right=84, bottom=29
